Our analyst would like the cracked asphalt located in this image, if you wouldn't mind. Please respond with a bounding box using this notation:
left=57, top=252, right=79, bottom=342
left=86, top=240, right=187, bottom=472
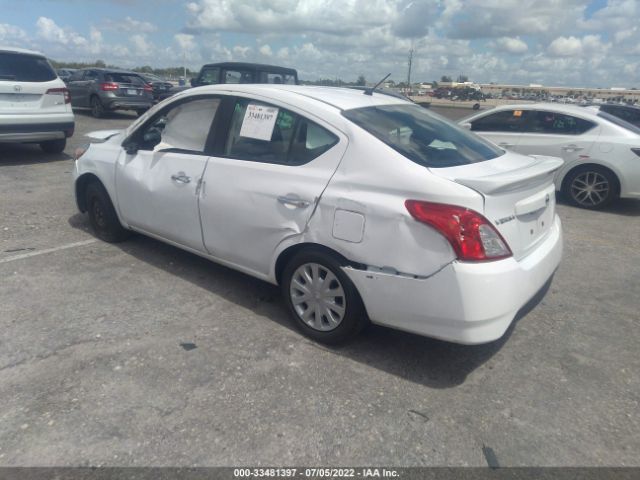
left=0, top=107, right=639, bottom=467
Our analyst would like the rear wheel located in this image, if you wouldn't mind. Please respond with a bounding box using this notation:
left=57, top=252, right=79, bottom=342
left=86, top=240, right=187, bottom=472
left=562, top=166, right=618, bottom=209
left=40, top=138, right=66, bottom=154
left=90, top=96, right=105, bottom=118
left=86, top=182, right=130, bottom=243
left=282, top=249, right=367, bottom=344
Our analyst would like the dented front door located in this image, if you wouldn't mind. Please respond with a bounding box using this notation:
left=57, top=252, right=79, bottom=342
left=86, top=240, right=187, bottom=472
left=115, top=149, right=209, bottom=252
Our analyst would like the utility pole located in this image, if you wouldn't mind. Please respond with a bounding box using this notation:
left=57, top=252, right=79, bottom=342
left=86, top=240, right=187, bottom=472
left=407, top=48, right=414, bottom=95
left=183, top=51, right=187, bottom=80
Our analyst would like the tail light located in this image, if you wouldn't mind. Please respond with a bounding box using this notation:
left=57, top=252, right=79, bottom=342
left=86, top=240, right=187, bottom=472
left=631, top=148, right=640, bottom=157
left=405, top=200, right=512, bottom=262
left=143, top=83, right=153, bottom=93
left=100, top=82, right=119, bottom=91
left=45, top=87, right=71, bottom=104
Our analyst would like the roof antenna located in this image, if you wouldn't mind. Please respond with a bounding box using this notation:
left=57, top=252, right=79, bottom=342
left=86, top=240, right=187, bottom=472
left=364, top=73, right=391, bottom=96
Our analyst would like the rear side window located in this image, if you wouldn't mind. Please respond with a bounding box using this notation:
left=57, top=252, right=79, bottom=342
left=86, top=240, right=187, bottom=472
left=259, top=72, right=297, bottom=84
left=0, top=52, right=56, bottom=82
left=471, top=110, right=530, bottom=132
left=601, top=105, right=640, bottom=125
left=223, top=69, right=254, bottom=84
left=343, top=104, right=503, bottom=168
left=597, top=111, right=640, bottom=135
left=527, top=111, right=595, bottom=135
left=225, top=99, right=338, bottom=165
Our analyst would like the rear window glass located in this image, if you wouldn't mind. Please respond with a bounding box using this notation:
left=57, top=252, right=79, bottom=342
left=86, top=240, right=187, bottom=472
left=343, top=104, right=504, bottom=168
left=527, top=111, right=595, bottom=135
left=105, top=73, right=145, bottom=85
left=597, top=111, right=640, bottom=135
left=0, top=52, right=56, bottom=82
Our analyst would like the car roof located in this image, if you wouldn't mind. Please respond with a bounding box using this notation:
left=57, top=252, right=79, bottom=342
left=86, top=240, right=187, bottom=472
left=202, top=62, right=297, bottom=74
left=187, top=84, right=411, bottom=111
left=0, top=46, right=46, bottom=57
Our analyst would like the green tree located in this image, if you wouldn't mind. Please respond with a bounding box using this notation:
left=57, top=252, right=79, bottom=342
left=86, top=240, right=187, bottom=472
left=356, top=75, right=366, bottom=86
left=440, top=75, right=452, bottom=83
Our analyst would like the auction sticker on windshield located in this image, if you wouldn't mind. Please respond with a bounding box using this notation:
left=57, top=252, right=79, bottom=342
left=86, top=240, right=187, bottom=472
left=240, top=103, right=279, bottom=141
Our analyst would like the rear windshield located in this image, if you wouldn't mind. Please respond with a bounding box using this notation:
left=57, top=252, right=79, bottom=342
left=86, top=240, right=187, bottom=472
left=0, top=52, right=57, bottom=82
left=598, top=111, right=640, bottom=135
left=105, top=73, right=145, bottom=85
left=343, top=104, right=504, bottom=168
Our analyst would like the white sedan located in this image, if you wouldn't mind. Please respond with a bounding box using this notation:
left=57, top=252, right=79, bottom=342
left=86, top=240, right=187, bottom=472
left=74, top=85, right=563, bottom=345
left=460, top=103, right=640, bottom=209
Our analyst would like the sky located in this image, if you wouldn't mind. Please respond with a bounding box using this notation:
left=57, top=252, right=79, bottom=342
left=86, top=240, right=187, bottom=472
left=1, top=0, right=639, bottom=87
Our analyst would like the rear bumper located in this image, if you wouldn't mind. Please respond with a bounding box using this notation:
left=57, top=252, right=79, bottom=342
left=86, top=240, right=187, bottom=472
left=105, top=99, right=153, bottom=111
left=0, top=120, right=75, bottom=142
left=345, top=215, right=563, bottom=345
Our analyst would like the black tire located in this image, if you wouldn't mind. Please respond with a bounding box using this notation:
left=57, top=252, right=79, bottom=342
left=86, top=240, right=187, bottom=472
left=282, top=249, right=368, bottom=344
left=90, top=96, right=105, bottom=118
left=562, top=165, right=618, bottom=210
left=40, top=138, right=66, bottom=154
left=85, top=182, right=130, bottom=243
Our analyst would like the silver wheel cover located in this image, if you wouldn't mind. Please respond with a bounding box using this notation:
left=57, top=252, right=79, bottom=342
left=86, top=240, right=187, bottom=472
left=289, top=262, right=346, bottom=332
left=570, top=171, right=610, bottom=207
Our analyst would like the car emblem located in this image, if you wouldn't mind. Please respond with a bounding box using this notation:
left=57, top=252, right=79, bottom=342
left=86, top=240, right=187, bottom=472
left=13, top=85, right=22, bottom=92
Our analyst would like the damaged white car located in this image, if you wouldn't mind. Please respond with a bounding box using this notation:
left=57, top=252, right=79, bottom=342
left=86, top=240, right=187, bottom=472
left=74, top=85, right=563, bottom=345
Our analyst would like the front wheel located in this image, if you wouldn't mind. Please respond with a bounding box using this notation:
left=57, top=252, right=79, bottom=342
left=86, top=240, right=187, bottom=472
left=282, top=249, right=367, bottom=344
left=86, top=182, right=130, bottom=243
left=562, top=166, right=618, bottom=209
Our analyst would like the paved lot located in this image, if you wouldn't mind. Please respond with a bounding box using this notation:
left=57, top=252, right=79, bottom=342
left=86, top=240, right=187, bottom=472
left=0, top=107, right=639, bottom=467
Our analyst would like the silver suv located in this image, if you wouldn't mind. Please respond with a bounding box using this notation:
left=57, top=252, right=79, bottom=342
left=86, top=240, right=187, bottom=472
left=0, top=46, right=75, bottom=154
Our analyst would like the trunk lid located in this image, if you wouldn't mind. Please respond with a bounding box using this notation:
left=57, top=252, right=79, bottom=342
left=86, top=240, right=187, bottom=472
left=432, top=153, right=562, bottom=260
left=0, top=79, right=68, bottom=114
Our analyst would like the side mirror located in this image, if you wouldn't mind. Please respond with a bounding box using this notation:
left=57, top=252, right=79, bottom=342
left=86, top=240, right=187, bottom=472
left=123, top=141, right=139, bottom=155
left=460, top=122, right=472, bottom=130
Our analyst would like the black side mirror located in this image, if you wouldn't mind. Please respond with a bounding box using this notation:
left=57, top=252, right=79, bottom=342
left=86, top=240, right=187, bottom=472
left=123, top=141, right=139, bottom=155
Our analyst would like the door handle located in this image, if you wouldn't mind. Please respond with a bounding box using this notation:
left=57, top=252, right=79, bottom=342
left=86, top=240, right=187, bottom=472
left=562, top=145, right=583, bottom=152
left=498, top=142, right=514, bottom=148
left=277, top=196, right=311, bottom=208
left=171, top=173, right=191, bottom=184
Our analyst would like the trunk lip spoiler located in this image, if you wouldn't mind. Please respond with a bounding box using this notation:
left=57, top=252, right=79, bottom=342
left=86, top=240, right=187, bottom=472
left=452, top=156, right=563, bottom=195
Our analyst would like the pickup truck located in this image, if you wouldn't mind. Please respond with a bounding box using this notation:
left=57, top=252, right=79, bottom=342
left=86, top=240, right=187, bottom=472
left=159, top=62, right=298, bottom=101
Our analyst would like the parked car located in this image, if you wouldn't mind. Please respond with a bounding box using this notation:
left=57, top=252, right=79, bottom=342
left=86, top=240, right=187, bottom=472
left=66, top=68, right=153, bottom=118
left=0, top=46, right=74, bottom=154
left=459, top=103, right=640, bottom=209
left=585, top=103, right=640, bottom=128
left=73, top=85, right=562, bottom=345
left=159, top=62, right=298, bottom=101
left=139, top=73, right=174, bottom=102
left=56, top=68, right=77, bottom=83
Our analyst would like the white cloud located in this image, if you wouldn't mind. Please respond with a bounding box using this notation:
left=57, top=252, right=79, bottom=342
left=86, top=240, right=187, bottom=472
left=0, top=23, right=28, bottom=45
left=493, top=37, right=528, bottom=54
left=105, top=16, right=157, bottom=34
left=130, top=34, right=153, bottom=56
left=36, top=17, right=88, bottom=47
left=259, top=44, right=273, bottom=57
left=547, top=34, right=610, bottom=57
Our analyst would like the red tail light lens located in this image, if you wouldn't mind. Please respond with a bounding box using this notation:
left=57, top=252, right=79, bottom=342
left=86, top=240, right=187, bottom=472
left=143, top=83, right=153, bottom=93
left=100, top=82, right=119, bottom=91
left=45, top=87, right=71, bottom=104
left=405, top=200, right=512, bottom=262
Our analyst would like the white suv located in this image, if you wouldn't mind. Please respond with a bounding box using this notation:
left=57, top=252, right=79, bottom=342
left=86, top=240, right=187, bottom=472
left=0, top=46, right=75, bottom=154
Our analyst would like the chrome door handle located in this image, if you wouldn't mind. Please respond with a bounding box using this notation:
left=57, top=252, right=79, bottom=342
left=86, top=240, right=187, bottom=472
left=562, top=145, right=583, bottom=152
left=277, top=196, right=311, bottom=208
left=498, top=142, right=514, bottom=148
left=171, top=173, right=191, bottom=184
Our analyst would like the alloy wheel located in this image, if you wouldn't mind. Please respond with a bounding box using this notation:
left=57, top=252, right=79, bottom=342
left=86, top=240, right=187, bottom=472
left=570, top=171, right=610, bottom=207
left=289, top=262, right=346, bottom=332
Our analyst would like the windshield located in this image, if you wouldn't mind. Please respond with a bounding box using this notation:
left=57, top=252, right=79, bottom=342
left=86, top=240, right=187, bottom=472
left=598, top=111, right=640, bottom=135
left=0, top=52, right=57, bottom=82
left=343, top=104, right=504, bottom=168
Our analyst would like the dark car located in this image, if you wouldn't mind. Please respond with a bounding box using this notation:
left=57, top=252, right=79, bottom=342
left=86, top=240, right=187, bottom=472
left=159, top=62, right=298, bottom=101
left=67, top=68, right=154, bottom=118
left=139, top=73, right=174, bottom=102
left=56, top=68, right=77, bottom=83
left=588, top=103, right=640, bottom=127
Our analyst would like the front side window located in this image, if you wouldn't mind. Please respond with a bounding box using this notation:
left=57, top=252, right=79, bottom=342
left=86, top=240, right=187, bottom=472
left=0, top=53, right=56, bottom=82
left=259, top=72, right=297, bottom=84
left=199, top=67, right=220, bottom=85
left=225, top=99, right=338, bottom=164
left=471, top=109, right=530, bottom=132
left=527, top=111, right=595, bottom=135
left=137, top=98, right=220, bottom=153
left=343, top=104, right=503, bottom=168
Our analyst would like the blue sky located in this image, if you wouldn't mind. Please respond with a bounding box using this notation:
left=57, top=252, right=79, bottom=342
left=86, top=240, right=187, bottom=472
left=1, top=0, right=639, bottom=87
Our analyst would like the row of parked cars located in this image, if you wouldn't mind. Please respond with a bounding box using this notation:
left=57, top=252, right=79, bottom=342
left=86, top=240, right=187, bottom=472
left=2, top=46, right=639, bottom=347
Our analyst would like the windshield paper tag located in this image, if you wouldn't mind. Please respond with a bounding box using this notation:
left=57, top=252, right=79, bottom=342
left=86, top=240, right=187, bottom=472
left=239, top=104, right=279, bottom=141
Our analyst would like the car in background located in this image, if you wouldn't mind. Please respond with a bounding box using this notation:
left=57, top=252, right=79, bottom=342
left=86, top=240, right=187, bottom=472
left=585, top=103, right=640, bottom=128
left=159, top=62, right=298, bottom=101
left=0, top=46, right=74, bottom=154
left=459, top=103, right=640, bottom=209
left=66, top=68, right=153, bottom=118
left=56, top=68, right=77, bottom=83
left=73, top=85, right=562, bottom=345
left=139, top=72, right=174, bottom=102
